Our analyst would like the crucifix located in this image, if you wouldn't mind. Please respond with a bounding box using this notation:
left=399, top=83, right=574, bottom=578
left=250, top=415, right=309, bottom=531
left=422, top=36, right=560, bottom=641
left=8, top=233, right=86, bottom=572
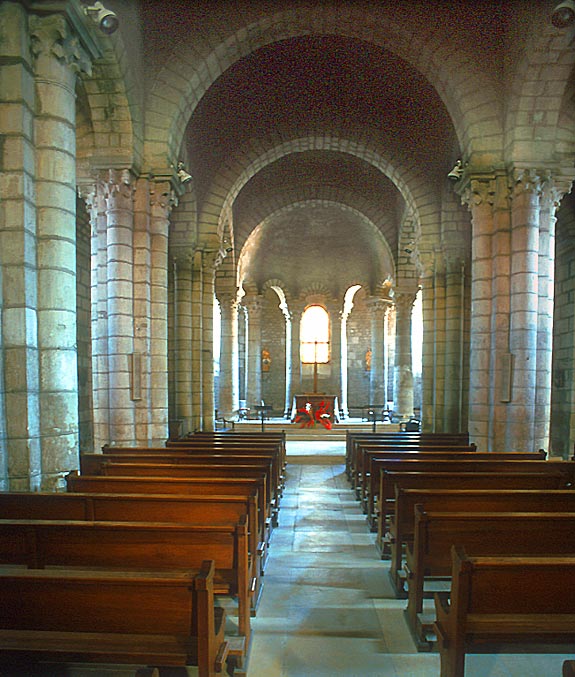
left=302, top=339, right=329, bottom=393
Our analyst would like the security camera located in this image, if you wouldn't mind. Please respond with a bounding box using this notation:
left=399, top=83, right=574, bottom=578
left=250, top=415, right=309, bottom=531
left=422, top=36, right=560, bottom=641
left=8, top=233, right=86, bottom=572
left=447, top=160, right=465, bottom=182
left=82, top=2, right=119, bottom=35
left=552, top=0, right=575, bottom=28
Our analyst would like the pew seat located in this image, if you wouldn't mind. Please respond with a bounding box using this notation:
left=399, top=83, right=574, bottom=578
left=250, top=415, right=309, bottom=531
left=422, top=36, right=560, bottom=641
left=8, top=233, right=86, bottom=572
left=0, top=562, right=228, bottom=677
left=434, top=548, right=575, bottom=677
left=405, top=509, right=575, bottom=650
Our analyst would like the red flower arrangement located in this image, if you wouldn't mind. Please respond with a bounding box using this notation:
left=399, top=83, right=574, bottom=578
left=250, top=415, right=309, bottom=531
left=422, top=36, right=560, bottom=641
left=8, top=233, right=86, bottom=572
left=294, top=401, right=332, bottom=429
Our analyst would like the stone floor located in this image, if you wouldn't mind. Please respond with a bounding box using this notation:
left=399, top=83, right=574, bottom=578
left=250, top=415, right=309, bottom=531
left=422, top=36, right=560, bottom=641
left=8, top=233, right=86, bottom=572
left=245, top=441, right=573, bottom=677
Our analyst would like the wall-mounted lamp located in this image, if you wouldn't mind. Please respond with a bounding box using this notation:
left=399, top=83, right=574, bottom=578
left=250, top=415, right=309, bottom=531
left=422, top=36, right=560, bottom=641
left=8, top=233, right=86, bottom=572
left=176, top=162, right=192, bottom=184
left=551, top=0, right=575, bottom=28
left=81, top=1, right=119, bottom=34
left=447, top=160, right=465, bottom=182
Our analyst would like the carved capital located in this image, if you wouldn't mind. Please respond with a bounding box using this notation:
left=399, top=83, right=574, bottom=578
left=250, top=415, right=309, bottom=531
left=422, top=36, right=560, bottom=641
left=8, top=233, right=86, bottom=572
left=540, top=171, right=575, bottom=211
left=512, top=167, right=544, bottom=199
left=242, top=294, right=265, bottom=318
left=103, top=169, right=135, bottom=210
left=150, top=180, right=178, bottom=217
left=462, top=177, right=497, bottom=209
left=393, top=289, right=418, bottom=315
left=30, top=14, right=91, bottom=77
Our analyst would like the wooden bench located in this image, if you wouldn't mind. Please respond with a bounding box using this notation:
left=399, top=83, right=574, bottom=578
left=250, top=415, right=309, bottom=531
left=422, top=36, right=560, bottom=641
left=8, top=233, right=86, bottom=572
left=0, top=491, right=260, bottom=654
left=87, top=449, right=281, bottom=526
left=433, top=547, right=575, bottom=677
left=376, top=470, right=569, bottom=556
left=388, top=487, right=575, bottom=597
left=0, top=517, right=250, bottom=655
left=65, top=472, right=269, bottom=606
left=350, top=442, right=476, bottom=497
left=406, top=510, right=575, bottom=650
left=363, top=450, right=547, bottom=527
left=164, top=436, right=286, bottom=478
left=345, top=431, right=470, bottom=479
left=99, top=446, right=283, bottom=518
left=0, top=561, right=228, bottom=677
left=564, top=660, right=575, bottom=677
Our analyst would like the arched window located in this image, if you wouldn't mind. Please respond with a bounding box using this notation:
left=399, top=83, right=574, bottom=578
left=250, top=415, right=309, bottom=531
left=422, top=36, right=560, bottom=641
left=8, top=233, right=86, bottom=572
left=300, top=305, right=330, bottom=363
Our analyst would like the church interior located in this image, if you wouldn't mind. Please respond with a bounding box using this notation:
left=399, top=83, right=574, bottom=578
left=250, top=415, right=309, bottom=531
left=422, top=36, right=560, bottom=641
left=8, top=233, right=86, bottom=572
left=1, top=0, right=575, bottom=675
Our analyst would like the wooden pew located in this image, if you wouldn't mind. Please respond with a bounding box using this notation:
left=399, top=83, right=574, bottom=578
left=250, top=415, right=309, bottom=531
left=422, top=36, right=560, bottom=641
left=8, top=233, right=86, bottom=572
left=65, top=472, right=269, bottom=606
left=101, top=444, right=284, bottom=504
left=564, top=661, right=575, bottom=677
left=0, top=517, right=250, bottom=654
left=433, top=547, right=575, bottom=677
left=350, top=440, right=476, bottom=495
left=364, top=450, right=548, bottom=528
left=345, top=431, right=470, bottom=479
left=406, top=510, right=575, bottom=650
left=167, top=434, right=286, bottom=468
left=387, top=487, right=575, bottom=597
left=376, top=470, right=569, bottom=555
left=374, top=458, right=575, bottom=537
left=0, top=490, right=258, bottom=656
left=91, top=462, right=275, bottom=536
left=87, top=451, right=282, bottom=523
left=0, top=561, right=228, bottom=677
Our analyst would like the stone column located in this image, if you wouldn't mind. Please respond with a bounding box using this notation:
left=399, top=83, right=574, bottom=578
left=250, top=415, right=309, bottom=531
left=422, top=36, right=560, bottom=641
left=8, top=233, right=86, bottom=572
left=386, top=305, right=396, bottom=410
left=102, top=169, right=136, bottom=445
left=461, top=175, right=498, bottom=449
left=506, top=169, right=541, bottom=450
left=243, top=293, right=265, bottom=409
left=190, top=251, right=203, bottom=432
left=31, top=13, right=91, bottom=487
left=282, top=306, right=292, bottom=418
left=444, top=251, right=467, bottom=432
left=148, top=180, right=174, bottom=442
left=367, top=297, right=388, bottom=407
left=287, top=299, right=305, bottom=414
left=201, top=252, right=218, bottom=431
left=419, top=261, right=436, bottom=431
left=394, top=290, right=416, bottom=420
left=325, top=301, right=342, bottom=415
left=172, top=251, right=194, bottom=434
left=0, top=2, right=40, bottom=489
left=218, top=290, right=240, bottom=419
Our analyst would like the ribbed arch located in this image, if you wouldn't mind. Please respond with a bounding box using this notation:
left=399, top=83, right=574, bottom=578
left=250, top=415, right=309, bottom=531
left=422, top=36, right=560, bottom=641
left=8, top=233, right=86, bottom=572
left=237, top=199, right=395, bottom=287
left=197, top=134, right=439, bottom=252
left=144, top=4, right=503, bottom=169
left=234, top=185, right=399, bottom=263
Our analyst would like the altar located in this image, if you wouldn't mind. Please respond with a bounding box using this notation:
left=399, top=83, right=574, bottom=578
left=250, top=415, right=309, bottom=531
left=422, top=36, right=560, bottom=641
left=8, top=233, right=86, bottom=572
left=291, top=394, right=340, bottom=424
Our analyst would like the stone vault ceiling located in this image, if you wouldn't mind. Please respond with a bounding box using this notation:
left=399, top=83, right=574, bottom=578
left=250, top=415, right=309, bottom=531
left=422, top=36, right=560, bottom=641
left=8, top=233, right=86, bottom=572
left=130, top=0, right=512, bottom=295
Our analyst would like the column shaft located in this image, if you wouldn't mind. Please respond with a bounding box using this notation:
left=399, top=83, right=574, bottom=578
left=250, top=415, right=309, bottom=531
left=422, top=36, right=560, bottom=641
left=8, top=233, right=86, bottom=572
left=32, top=14, right=89, bottom=487
left=0, top=2, right=40, bottom=489
left=394, top=291, right=415, bottom=420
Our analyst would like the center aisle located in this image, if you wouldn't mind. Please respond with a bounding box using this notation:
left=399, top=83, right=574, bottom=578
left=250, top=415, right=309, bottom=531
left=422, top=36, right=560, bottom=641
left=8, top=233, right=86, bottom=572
left=245, top=442, right=436, bottom=677
left=244, top=441, right=570, bottom=677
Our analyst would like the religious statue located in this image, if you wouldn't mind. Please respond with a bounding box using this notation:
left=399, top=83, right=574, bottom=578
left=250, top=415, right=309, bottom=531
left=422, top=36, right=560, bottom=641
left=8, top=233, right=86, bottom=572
left=262, top=348, right=271, bottom=372
left=365, top=348, right=372, bottom=371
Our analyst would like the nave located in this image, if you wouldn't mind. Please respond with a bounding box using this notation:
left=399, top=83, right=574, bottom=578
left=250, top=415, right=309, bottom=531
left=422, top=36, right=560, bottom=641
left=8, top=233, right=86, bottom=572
left=246, top=441, right=573, bottom=677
